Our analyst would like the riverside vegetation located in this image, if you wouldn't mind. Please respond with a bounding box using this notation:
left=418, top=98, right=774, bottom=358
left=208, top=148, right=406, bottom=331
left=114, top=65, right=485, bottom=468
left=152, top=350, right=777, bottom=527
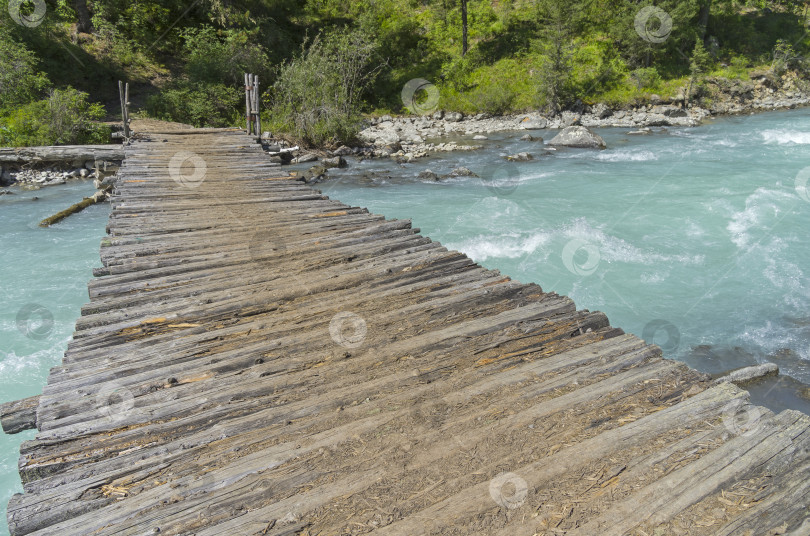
left=0, top=0, right=809, bottom=147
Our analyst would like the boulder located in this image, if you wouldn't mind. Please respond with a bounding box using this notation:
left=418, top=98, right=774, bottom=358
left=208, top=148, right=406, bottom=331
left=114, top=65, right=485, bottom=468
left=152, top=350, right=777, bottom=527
left=446, top=166, right=478, bottom=178
left=418, top=169, right=441, bottom=181
left=322, top=156, right=347, bottom=169
left=332, top=145, right=353, bottom=156
left=0, top=189, right=13, bottom=195
left=548, top=126, right=607, bottom=149
left=591, top=103, right=613, bottom=119
left=662, top=106, right=688, bottom=118
left=432, top=110, right=444, bottom=120
left=445, top=112, right=464, bottom=122
left=560, top=111, right=581, bottom=127
left=519, top=116, right=548, bottom=129
left=295, top=154, right=318, bottom=164
left=506, top=152, right=534, bottom=162
left=644, top=114, right=670, bottom=127
left=519, top=134, right=535, bottom=141
left=303, top=165, right=328, bottom=184
left=373, top=130, right=400, bottom=146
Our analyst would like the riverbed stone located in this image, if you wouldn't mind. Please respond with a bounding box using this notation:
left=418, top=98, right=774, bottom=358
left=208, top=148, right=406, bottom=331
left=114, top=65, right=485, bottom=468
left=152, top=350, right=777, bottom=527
left=548, top=126, right=606, bottom=149
left=322, top=156, right=347, bottom=169
left=446, top=166, right=478, bottom=178
left=592, top=103, right=613, bottom=119
left=418, top=170, right=440, bottom=181
left=506, top=152, right=534, bottom=161
left=332, top=145, right=353, bottom=156
left=519, top=116, right=548, bottom=130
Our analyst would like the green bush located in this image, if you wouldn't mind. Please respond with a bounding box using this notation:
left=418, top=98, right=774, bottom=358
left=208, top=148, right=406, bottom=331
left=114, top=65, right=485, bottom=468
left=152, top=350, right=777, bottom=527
left=630, top=67, right=662, bottom=89
left=269, top=29, right=382, bottom=146
left=0, top=88, right=110, bottom=146
left=146, top=83, right=242, bottom=127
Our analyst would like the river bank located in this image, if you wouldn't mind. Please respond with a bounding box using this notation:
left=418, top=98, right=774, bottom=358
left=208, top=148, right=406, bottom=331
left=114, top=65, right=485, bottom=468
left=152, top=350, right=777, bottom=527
left=259, top=69, right=810, bottom=167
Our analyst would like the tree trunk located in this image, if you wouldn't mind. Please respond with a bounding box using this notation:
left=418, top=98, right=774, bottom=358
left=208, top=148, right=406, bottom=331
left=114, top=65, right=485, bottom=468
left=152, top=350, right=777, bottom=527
left=698, top=0, right=711, bottom=42
left=74, top=0, right=93, bottom=33
left=461, top=0, right=468, bottom=56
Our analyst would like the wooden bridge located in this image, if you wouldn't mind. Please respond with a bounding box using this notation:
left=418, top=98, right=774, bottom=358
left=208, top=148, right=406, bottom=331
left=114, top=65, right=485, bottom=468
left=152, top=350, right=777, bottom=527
left=6, top=129, right=810, bottom=535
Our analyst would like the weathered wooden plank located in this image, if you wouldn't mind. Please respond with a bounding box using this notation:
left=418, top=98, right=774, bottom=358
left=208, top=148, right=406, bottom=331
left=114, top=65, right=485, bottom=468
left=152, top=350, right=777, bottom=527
left=0, top=396, right=39, bottom=434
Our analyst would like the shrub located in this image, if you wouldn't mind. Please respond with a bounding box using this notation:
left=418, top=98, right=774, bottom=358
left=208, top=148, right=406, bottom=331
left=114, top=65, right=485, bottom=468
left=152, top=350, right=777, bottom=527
left=270, top=30, right=383, bottom=146
left=0, top=33, right=50, bottom=111
left=146, top=83, right=242, bottom=127
left=630, top=66, right=662, bottom=89
left=0, top=88, right=110, bottom=146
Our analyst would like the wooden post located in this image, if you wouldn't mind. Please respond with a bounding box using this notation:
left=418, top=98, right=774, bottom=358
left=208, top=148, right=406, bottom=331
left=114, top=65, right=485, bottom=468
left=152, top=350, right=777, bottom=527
left=253, top=74, right=261, bottom=138
left=244, top=73, right=252, bottom=134
left=124, top=82, right=130, bottom=138
left=118, top=81, right=128, bottom=139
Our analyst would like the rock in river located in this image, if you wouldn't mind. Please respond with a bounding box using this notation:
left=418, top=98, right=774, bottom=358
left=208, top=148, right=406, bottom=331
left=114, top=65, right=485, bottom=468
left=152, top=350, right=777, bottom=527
left=548, top=126, right=607, bottom=149
left=506, top=152, right=534, bottom=162
left=445, top=166, right=478, bottom=178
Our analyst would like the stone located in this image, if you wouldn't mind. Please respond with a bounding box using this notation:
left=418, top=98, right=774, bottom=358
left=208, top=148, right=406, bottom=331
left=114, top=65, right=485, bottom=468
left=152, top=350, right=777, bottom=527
left=506, top=152, right=534, bottom=162
left=295, top=153, right=318, bottom=164
left=644, top=114, right=670, bottom=127
left=84, top=160, right=96, bottom=170
left=560, top=111, right=582, bottom=127
left=662, top=106, right=688, bottom=118
left=547, top=126, right=607, bottom=149
left=445, top=112, right=464, bottom=122
left=418, top=170, right=441, bottom=181
left=321, top=156, right=347, bottom=169
left=0, top=189, right=13, bottom=195
left=628, top=128, right=652, bottom=135
left=332, top=145, right=353, bottom=156
left=79, top=168, right=90, bottom=178
left=446, top=166, right=478, bottom=178
left=591, top=103, right=613, bottom=119
left=303, top=165, right=328, bottom=184
left=432, top=110, right=444, bottom=120
left=473, top=135, right=488, bottom=140
left=519, top=116, right=548, bottom=129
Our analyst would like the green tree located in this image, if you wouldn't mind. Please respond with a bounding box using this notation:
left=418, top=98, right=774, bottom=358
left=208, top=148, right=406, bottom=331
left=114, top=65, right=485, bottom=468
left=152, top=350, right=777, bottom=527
left=0, top=33, right=50, bottom=111
left=686, top=39, right=712, bottom=106
left=536, top=0, right=576, bottom=113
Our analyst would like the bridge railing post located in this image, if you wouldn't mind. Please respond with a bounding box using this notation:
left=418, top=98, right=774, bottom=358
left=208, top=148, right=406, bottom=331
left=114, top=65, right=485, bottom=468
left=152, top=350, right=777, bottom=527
left=244, top=73, right=261, bottom=139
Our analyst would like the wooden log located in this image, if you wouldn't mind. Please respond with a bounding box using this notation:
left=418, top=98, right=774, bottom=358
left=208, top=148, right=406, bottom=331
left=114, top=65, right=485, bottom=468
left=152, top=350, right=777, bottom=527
left=714, top=362, right=779, bottom=385
left=0, top=146, right=124, bottom=165
left=1, top=395, right=40, bottom=434
left=39, top=191, right=108, bottom=227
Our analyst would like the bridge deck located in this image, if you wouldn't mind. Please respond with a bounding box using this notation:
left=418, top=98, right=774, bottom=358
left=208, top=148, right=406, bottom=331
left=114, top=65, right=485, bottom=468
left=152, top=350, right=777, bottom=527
left=7, top=129, right=810, bottom=535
